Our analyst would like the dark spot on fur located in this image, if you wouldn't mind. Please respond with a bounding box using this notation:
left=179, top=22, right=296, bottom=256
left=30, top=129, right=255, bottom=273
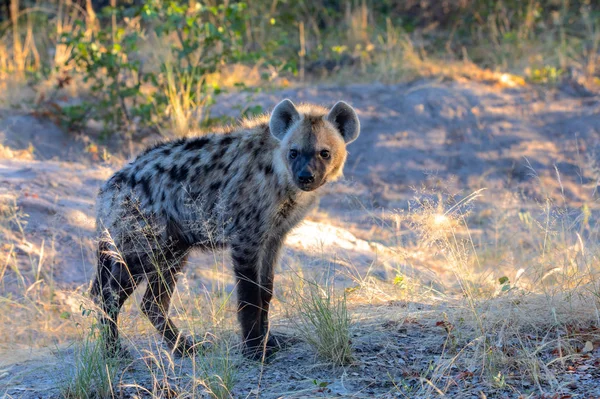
left=129, top=173, right=137, bottom=188
left=220, top=136, right=233, bottom=146
left=264, top=163, right=273, bottom=176
left=184, top=137, right=210, bottom=152
left=155, top=164, right=166, bottom=174
left=210, top=181, right=222, bottom=191
left=161, top=192, right=166, bottom=202
left=169, top=164, right=189, bottom=182
left=216, top=162, right=225, bottom=170
left=139, top=176, right=152, bottom=199
left=215, top=146, right=227, bottom=159
left=204, top=163, right=216, bottom=174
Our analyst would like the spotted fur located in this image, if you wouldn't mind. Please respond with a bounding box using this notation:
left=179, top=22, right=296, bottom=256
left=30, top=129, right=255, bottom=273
left=90, top=99, right=360, bottom=359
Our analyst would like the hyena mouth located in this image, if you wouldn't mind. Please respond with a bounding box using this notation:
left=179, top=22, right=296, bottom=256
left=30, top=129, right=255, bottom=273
left=297, top=178, right=327, bottom=192
left=298, top=184, right=318, bottom=192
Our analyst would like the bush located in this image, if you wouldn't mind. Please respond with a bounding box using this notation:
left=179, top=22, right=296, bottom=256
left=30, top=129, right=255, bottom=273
left=61, top=1, right=252, bottom=136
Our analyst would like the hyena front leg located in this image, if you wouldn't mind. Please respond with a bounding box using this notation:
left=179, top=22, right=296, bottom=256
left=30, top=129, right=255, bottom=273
left=259, top=236, right=284, bottom=350
left=140, top=254, right=194, bottom=356
left=231, top=242, right=267, bottom=359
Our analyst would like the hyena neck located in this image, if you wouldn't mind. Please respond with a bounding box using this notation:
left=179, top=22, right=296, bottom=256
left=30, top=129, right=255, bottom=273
left=280, top=182, right=320, bottom=216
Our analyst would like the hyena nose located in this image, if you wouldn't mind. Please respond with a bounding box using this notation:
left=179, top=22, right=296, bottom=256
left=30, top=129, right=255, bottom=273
left=298, top=171, right=315, bottom=184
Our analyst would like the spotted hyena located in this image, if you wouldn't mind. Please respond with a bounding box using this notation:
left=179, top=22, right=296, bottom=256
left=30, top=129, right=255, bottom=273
left=90, top=99, right=360, bottom=359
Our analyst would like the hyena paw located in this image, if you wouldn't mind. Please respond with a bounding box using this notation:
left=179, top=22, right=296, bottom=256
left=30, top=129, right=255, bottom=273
left=242, top=336, right=280, bottom=362
left=266, top=332, right=300, bottom=350
left=242, top=344, right=274, bottom=362
left=265, top=334, right=282, bottom=351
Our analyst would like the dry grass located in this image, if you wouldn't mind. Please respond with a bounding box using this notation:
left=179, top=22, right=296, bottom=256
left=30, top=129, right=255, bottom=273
left=292, top=278, right=353, bottom=366
left=0, top=194, right=86, bottom=352
left=162, top=63, right=208, bottom=137
left=0, top=0, right=88, bottom=103
left=342, top=184, right=600, bottom=395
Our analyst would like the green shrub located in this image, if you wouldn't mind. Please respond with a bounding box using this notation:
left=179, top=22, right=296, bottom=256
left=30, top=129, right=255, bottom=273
left=61, top=1, right=252, bottom=136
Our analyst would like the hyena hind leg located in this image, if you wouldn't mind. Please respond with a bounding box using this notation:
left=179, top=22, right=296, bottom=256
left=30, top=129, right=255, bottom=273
left=91, top=248, right=141, bottom=357
left=140, top=255, right=195, bottom=356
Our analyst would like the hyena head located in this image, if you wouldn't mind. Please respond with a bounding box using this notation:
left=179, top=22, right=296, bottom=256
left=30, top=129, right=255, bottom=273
left=269, top=99, right=360, bottom=192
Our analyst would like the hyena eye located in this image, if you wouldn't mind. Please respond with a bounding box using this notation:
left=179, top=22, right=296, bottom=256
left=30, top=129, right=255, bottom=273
left=289, top=149, right=298, bottom=159
left=320, top=150, right=330, bottom=159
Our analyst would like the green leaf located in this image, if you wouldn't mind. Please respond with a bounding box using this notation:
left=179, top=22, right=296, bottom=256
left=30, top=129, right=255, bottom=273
left=498, top=276, right=509, bottom=285
left=393, top=275, right=404, bottom=286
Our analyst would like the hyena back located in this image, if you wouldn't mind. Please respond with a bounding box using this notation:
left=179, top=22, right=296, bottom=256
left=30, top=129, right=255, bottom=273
left=91, top=99, right=360, bottom=359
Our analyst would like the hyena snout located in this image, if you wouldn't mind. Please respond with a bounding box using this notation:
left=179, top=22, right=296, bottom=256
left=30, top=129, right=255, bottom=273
left=297, top=170, right=315, bottom=184
left=291, top=156, right=324, bottom=191
left=296, top=168, right=319, bottom=191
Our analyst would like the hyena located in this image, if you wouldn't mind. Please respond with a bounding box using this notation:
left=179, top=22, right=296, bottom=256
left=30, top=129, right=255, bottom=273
left=90, top=99, right=360, bottom=359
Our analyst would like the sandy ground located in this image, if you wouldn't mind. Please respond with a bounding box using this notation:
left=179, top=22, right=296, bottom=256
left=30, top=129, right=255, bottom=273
left=1, top=79, right=600, bottom=398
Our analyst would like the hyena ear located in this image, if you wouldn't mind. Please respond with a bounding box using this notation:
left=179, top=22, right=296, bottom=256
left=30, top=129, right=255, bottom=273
left=269, top=99, right=301, bottom=141
left=326, top=101, right=360, bottom=144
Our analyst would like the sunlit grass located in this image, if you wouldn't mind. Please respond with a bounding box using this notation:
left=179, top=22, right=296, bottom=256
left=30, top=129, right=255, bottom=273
left=293, top=279, right=353, bottom=366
